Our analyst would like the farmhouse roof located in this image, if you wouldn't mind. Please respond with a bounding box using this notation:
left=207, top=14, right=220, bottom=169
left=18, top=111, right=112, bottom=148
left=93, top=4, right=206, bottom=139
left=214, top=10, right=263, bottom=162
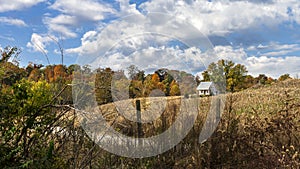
left=197, top=82, right=213, bottom=90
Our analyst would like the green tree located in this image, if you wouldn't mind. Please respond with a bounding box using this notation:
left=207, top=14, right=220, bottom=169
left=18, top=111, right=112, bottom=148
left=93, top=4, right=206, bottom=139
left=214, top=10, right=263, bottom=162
left=0, top=79, right=54, bottom=167
left=203, top=60, right=247, bottom=92
left=201, top=70, right=210, bottom=82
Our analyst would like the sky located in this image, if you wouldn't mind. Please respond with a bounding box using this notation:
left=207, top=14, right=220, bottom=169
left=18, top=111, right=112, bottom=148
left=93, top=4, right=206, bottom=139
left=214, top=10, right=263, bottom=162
left=0, top=0, right=300, bottom=78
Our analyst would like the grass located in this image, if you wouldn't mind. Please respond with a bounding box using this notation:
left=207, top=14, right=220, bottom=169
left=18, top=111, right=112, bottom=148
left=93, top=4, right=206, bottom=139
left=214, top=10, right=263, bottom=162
left=78, top=79, right=300, bottom=168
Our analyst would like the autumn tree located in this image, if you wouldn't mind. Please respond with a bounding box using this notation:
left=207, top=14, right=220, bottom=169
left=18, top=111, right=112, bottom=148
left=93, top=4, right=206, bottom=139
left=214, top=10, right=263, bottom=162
left=151, top=73, right=160, bottom=85
left=142, top=74, right=154, bottom=96
left=150, top=73, right=165, bottom=93
left=161, top=72, right=174, bottom=96
left=28, top=68, right=42, bottom=81
left=241, top=75, right=256, bottom=89
left=169, top=80, right=180, bottom=96
left=278, top=74, right=292, bottom=81
left=129, top=80, right=143, bottom=98
left=67, top=64, right=81, bottom=76
left=44, top=65, right=55, bottom=82
left=203, top=59, right=247, bottom=92
left=95, top=68, right=113, bottom=105
left=53, top=64, right=67, bottom=82
left=127, top=65, right=146, bottom=98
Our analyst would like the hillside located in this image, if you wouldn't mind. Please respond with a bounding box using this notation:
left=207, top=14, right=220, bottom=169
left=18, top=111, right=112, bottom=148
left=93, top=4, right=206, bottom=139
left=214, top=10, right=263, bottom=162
left=83, top=79, right=300, bottom=168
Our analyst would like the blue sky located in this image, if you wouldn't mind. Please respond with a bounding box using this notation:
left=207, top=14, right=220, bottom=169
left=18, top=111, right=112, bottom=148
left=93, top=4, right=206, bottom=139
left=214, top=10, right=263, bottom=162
left=0, top=0, right=300, bottom=78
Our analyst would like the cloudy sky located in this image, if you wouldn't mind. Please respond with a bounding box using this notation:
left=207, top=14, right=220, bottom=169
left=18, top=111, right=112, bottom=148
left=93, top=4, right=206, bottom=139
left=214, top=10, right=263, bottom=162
left=0, top=0, right=300, bottom=78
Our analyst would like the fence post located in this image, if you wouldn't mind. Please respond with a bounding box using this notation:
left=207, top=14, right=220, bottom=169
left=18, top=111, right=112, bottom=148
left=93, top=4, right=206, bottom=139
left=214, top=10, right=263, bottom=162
left=136, top=99, right=143, bottom=139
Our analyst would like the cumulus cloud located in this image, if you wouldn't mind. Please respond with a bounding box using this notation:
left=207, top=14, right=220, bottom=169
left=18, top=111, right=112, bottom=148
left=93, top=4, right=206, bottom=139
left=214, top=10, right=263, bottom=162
left=49, top=0, right=300, bottom=42
left=62, top=0, right=300, bottom=78
left=0, top=17, right=27, bottom=27
left=0, top=0, right=45, bottom=12
left=26, top=33, right=52, bottom=53
left=246, top=56, right=300, bottom=78
left=139, top=0, right=300, bottom=36
left=69, top=30, right=300, bottom=78
left=66, top=13, right=214, bottom=69
left=117, top=0, right=141, bottom=15
left=50, top=0, right=116, bottom=21
left=43, top=0, right=117, bottom=38
left=43, top=14, right=77, bottom=38
left=86, top=45, right=210, bottom=75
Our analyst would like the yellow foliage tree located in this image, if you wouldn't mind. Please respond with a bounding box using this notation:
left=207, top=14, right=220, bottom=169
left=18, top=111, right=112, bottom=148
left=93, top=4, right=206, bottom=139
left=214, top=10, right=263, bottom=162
left=170, top=80, right=180, bottom=96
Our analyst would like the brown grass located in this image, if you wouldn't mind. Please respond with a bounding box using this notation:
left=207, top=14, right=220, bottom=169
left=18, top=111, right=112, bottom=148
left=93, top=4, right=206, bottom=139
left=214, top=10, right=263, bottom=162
left=79, top=79, right=300, bottom=168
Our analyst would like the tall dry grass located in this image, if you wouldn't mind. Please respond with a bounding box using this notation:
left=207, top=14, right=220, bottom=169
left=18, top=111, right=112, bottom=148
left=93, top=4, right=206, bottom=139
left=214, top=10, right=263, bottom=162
left=77, top=79, right=300, bottom=168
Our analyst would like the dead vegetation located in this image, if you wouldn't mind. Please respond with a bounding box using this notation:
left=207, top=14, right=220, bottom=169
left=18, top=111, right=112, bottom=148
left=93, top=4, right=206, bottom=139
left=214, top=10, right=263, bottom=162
left=86, top=79, right=300, bottom=168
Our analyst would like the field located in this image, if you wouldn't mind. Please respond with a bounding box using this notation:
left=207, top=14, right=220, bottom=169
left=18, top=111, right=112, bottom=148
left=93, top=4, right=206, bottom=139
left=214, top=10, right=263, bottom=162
left=74, top=79, right=300, bottom=168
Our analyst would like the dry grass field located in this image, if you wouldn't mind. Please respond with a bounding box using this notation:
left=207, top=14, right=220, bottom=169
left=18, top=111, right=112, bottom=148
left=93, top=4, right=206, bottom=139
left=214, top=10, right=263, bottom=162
left=76, top=79, right=299, bottom=168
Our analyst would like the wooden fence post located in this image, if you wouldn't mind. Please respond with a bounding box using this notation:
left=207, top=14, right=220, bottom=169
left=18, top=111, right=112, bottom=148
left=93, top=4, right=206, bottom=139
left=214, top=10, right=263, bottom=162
left=136, top=100, right=143, bottom=138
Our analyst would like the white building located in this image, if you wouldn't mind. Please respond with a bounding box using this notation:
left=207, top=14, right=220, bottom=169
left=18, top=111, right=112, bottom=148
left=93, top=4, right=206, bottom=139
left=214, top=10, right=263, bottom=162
left=197, top=82, right=218, bottom=96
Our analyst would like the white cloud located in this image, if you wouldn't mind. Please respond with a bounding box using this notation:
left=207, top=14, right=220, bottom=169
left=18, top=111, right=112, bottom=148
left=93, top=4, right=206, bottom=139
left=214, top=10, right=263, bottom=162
left=257, top=44, right=269, bottom=50
left=0, top=0, right=45, bottom=12
left=26, top=33, right=52, bottom=53
left=213, top=46, right=247, bottom=63
left=246, top=56, right=300, bottom=78
left=259, top=42, right=300, bottom=51
left=44, top=14, right=77, bottom=26
left=43, top=15, right=77, bottom=38
left=66, top=13, right=215, bottom=69
left=44, top=0, right=116, bottom=38
left=117, top=0, right=141, bottom=15
left=0, top=17, right=27, bottom=27
left=64, top=0, right=300, bottom=79
left=49, top=0, right=116, bottom=21
left=139, top=0, right=300, bottom=36
left=45, top=0, right=300, bottom=41
left=247, top=42, right=300, bottom=56
left=87, top=45, right=208, bottom=74
left=69, top=27, right=300, bottom=78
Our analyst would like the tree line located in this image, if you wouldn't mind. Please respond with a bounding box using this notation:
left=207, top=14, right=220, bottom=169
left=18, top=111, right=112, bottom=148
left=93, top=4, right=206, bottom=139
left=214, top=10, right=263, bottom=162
left=1, top=46, right=293, bottom=105
left=199, top=59, right=292, bottom=93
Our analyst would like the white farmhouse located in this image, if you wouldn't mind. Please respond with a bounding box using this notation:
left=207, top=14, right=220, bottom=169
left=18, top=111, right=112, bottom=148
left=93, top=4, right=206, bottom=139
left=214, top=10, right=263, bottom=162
left=197, top=82, right=218, bottom=96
